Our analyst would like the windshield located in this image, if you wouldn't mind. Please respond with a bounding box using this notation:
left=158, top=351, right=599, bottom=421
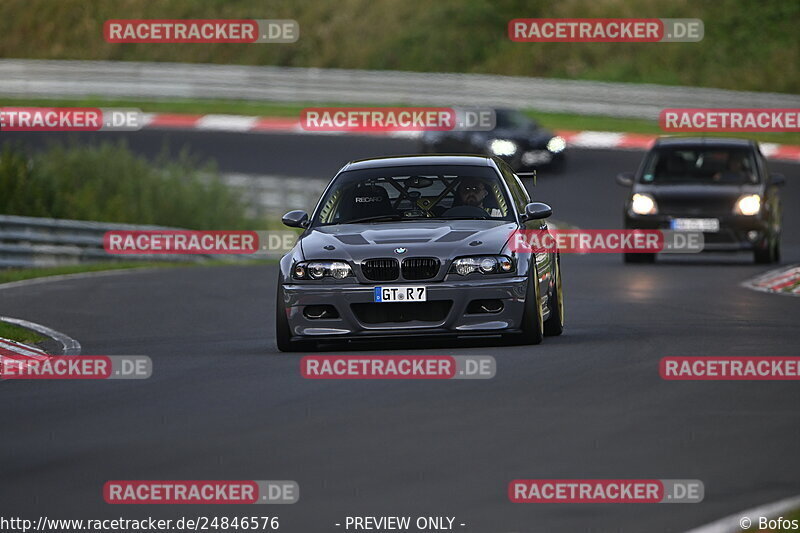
left=495, top=109, right=536, bottom=130
left=642, top=147, right=759, bottom=184
left=313, top=165, right=514, bottom=226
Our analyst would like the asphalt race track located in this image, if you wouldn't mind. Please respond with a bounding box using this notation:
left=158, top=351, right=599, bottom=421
left=1, top=130, right=799, bottom=532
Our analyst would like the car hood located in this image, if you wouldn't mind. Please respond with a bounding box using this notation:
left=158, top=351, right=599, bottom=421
left=634, top=183, right=761, bottom=214
left=490, top=127, right=554, bottom=146
left=299, top=220, right=518, bottom=262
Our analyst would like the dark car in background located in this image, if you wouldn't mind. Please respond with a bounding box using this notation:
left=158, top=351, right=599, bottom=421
left=418, top=108, right=566, bottom=172
left=276, top=155, right=564, bottom=351
left=617, top=137, right=785, bottom=264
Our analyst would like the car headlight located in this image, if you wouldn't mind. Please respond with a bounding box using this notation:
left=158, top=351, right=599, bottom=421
left=546, top=136, right=566, bottom=153
left=450, top=255, right=514, bottom=276
left=630, top=193, right=658, bottom=215
left=489, top=139, right=517, bottom=156
left=293, top=261, right=353, bottom=280
left=734, top=194, right=761, bottom=216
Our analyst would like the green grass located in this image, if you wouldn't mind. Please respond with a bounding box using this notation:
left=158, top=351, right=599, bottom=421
left=4, top=96, right=800, bottom=146
left=0, top=0, right=797, bottom=93
left=0, top=322, right=45, bottom=345
left=0, top=97, right=311, bottom=118
left=0, top=261, right=185, bottom=285
left=0, top=140, right=259, bottom=228
left=0, top=259, right=275, bottom=285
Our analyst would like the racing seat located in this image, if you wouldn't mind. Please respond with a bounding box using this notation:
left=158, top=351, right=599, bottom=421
left=336, top=184, right=396, bottom=222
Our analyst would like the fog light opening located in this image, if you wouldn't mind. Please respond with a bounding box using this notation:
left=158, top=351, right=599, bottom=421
left=747, top=230, right=761, bottom=242
left=303, top=305, right=339, bottom=319
left=466, top=299, right=504, bottom=314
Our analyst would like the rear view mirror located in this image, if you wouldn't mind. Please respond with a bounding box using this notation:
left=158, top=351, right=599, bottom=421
left=282, top=210, right=309, bottom=228
left=616, top=172, right=634, bottom=187
left=769, top=173, right=786, bottom=186
left=522, top=202, right=552, bottom=221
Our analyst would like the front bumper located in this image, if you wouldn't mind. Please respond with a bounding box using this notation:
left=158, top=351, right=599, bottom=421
left=625, top=213, right=770, bottom=252
left=499, top=149, right=565, bottom=171
left=282, top=276, right=529, bottom=339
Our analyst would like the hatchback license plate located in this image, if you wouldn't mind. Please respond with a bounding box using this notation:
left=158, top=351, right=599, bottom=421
left=374, top=286, right=427, bottom=302
left=671, top=218, right=720, bottom=232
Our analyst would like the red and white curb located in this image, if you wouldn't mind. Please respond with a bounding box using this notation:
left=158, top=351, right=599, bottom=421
left=742, top=265, right=800, bottom=296
left=0, top=316, right=81, bottom=377
left=0, top=336, right=50, bottom=372
left=139, top=113, right=800, bottom=163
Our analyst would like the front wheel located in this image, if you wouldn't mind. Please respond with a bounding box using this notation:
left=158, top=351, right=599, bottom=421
left=544, top=256, right=564, bottom=336
left=754, top=237, right=779, bottom=264
left=509, top=269, right=544, bottom=345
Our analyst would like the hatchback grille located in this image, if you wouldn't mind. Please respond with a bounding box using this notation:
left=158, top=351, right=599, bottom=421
left=361, top=258, right=399, bottom=281
left=351, top=301, right=452, bottom=324
left=401, top=257, right=440, bottom=280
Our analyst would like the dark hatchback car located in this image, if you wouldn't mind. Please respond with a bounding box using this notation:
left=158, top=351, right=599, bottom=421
left=617, top=137, right=785, bottom=264
left=276, top=155, right=564, bottom=351
left=418, top=108, right=566, bottom=172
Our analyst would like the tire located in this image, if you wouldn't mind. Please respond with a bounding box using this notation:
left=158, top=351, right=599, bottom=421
left=544, top=256, right=564, bottom=337
left=754, top=239, right=777, bottom=264
left=624, top=253, right=656, bottom=264
left=512, top=267, right=544, bottom=345
left=275, top=278, right=313, bottom=352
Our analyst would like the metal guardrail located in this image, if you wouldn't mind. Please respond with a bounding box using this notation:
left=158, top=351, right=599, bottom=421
left=221, top=173, right=328, bottom=218
left=1, top=59, right=798, bottom=120
left=0, top=214, right=206, bottom=268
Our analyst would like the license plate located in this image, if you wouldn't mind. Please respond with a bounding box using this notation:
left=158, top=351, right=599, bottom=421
left=671, top=218, right=720, bottom=232
left=374, top=286, right=427, bottom=302
left=522, top=150, right=552, bottom=165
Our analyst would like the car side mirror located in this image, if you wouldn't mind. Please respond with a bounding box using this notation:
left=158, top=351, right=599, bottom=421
left=282, top=210, right=309, bottom=228
left=769, top=173, right=786, bottom=186
left=522, top=202, right=552, bottom=221
left=616, top=172, right=635, bottom=187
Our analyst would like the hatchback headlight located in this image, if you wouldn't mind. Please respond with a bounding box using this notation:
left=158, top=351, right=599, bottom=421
left=450, top=255, right=514, bottom=276
left=489, top=139, right=517, bottom=156
left=631, top=193, right=658, bottom=215
left=546, top=136, right=566, bottom=153
left=293, top=261, right=353, bottom=280
left=734, top=194, right=761, bottom=216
